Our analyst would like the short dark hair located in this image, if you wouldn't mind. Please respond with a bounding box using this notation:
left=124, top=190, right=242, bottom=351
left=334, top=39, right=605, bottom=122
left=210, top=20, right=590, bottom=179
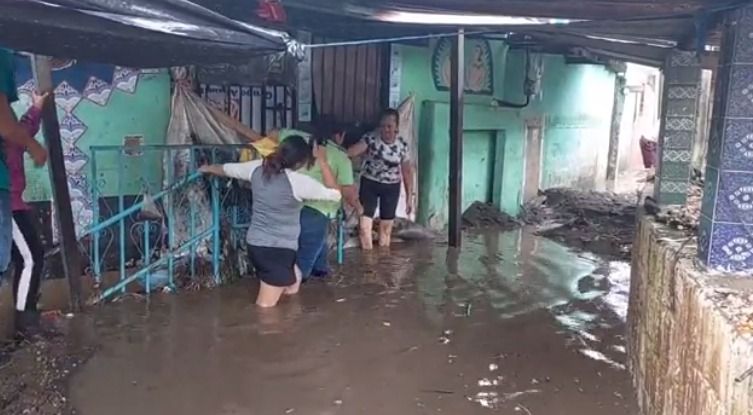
left=380, top=108, right=400, bottom=126
left=315, top=118, right=346, bottom=142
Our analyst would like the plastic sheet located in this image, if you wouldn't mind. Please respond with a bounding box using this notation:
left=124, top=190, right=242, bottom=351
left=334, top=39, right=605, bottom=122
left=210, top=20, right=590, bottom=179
left=0, top=0, right=301, bottom=67
left=165, top=67, right=272, bottom=248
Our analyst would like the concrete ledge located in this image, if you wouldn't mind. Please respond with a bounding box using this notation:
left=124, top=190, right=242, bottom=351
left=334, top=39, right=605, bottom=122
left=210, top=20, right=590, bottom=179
left=629, top=214, right=753, bottom=415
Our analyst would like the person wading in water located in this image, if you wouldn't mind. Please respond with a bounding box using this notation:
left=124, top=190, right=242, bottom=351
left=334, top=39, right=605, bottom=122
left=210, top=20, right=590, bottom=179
left=199, top=136, right=341, bottom=307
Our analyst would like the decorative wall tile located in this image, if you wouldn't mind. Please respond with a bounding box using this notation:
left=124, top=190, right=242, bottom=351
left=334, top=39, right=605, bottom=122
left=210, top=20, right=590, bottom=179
left=660, top=161, right=691, bottom=180
left=664, top=131, right=693, bottom=149
left=725, top=64, right=753, bottom=118
left=657, top=50, right=701, bottom=206
left=659, top=181, right=689, bottom=194
left=54, top=81, right=82, bottom=113
left=662, top=150, right=692, bottom=163
left=83, top=77, right=113, bottom=106
left=666, top=99, right=697, bottom=117
left=722, top=119, right=753, bottom=170
left=669, top=51, right=696, bottom=67
left=665, top=117, right=695, bottom=131
left=668, top=86, right=698, bottom=99
left=700, top=5, right=753, bottom=272
left=716, top=171, right=753, bottom=224
left=732, top=8, right=753, bottom=64
left=708, top=223, right=753, bottom=272
left=113, top=67, right=140, bottom=93
left=58, top=113, right=87, bottom=144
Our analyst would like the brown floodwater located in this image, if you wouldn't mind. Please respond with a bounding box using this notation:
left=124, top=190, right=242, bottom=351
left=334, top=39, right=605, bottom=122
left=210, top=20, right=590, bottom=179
left=69, top=229, right=637, bottom=414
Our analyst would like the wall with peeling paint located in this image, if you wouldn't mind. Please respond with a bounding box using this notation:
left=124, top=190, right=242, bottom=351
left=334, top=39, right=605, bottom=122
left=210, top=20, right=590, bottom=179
left=396, top=41, right=616, bottom=229
left=503, top=50, right=616, bottom=192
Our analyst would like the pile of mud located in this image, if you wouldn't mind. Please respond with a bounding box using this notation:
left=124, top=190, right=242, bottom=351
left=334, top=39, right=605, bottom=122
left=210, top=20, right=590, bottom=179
left=521, top=188, right=638, bottom=259
left=0, top=323, right=94, bottom=415
left=462, top=201, right=520, bottom=230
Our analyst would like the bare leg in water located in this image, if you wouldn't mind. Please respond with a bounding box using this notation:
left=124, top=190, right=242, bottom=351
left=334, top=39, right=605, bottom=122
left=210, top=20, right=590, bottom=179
left=378, top=219, right=393, bottom=247
left=256, top=266, right=302, bottom=307
left=360, top=216, right=374, bottom=250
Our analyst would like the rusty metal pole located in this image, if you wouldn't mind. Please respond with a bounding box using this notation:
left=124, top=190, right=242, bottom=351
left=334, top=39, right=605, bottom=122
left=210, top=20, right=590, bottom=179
left=448, top=29, right=464, bottom=248
left=30, top=55, right=83, bottom=311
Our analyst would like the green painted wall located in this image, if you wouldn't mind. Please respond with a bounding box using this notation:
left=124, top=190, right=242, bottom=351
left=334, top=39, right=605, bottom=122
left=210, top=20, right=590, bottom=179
left=397, top=42, right=615, bottom=229
left=12, top=71, right=170, bottom=201
left=503, top=51, right=616, bottom=190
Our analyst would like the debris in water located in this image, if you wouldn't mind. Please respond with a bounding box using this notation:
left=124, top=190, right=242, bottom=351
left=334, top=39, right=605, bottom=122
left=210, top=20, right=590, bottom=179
left=382, top=321, right=391, bottom=327
left=285, top=408, right=295, bottom=414
left=393, top=220, right=437, bottom=241
left=478, top=378, right=493, bottom=387
left=336, top=298, right=346, bottom=303
left=515, top=404, right=533, bottom=415
left=439, top=336, right=451, bottom=345
left=421, top=389, right=454, bottom=395
left=489, top=363, right=499, bottom=372
left=468, top=391, right=499, bottom=408
left=579, top=349, right=626, bottom=370
left=334, top=400, right=343, bottom=406
left=521, top=188, right=637, bottom=259
left=462, top=201, right=520, bottom=230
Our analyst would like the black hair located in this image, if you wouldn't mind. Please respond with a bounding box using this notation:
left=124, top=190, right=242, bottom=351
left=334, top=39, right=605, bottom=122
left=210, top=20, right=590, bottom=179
left=380, top=108, right=400, bottom=127
left=315, top=118, right=347, bottom=144
left=262, top=135, right=312, bottom=180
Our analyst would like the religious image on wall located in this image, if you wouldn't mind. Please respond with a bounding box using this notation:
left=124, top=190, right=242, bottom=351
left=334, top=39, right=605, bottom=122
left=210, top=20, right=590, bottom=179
left=432, top=38, right=493, bottom=95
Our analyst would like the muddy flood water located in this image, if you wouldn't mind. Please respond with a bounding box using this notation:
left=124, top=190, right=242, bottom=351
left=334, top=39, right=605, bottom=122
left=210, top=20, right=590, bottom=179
left=66, top=229, right=637, bottom=414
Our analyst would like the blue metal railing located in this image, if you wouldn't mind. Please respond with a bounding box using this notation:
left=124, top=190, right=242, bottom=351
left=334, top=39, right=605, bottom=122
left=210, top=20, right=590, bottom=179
left=84, top=143, right=348, bottom=302
left=85, top=144, right=253, bottom=302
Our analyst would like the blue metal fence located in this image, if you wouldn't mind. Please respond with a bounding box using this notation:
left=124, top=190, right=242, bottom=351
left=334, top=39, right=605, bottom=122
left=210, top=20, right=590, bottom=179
left=84, top=143, right=348, bottom=302
left=84, top=144, right=255, bottom=302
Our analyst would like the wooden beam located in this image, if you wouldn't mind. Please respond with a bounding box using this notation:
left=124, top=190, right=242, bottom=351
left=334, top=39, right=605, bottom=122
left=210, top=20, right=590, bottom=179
left=448, top=29, right=464, bottom=248
left=30, top=55, right=83, bottom=312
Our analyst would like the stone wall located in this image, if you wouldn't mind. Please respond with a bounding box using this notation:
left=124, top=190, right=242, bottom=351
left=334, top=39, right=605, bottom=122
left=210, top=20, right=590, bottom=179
left=629, top=214, right=753, bottom=414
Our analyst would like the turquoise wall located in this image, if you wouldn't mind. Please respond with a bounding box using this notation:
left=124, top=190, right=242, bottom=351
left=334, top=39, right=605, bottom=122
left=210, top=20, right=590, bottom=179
left=11, top=70, right=170, bottom=201
left=397, top=42, right=615, bottom=228
left=503, top=51, right=616, bottom=191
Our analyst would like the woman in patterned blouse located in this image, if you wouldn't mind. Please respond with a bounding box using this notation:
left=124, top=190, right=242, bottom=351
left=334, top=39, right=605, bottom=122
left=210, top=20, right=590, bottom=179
left=348, top=109, right=414, bottom=249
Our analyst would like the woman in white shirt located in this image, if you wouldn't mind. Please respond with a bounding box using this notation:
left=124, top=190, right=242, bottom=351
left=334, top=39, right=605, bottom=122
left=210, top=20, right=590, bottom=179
left=199, top=136, right=341, bottom=307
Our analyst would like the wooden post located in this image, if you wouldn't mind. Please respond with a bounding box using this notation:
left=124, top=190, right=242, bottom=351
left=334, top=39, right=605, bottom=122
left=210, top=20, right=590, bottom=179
left=448, top=29, right=464, bottom=248
left=30, top=55, right=82, bottom=311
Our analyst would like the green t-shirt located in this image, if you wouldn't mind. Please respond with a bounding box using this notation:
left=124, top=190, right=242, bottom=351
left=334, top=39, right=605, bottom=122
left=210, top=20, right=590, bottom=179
left=280, top=129, right=354, bottom=218
left=0, top=48, right=18, bottom=192
left=278, top=128, right=310, bottom=142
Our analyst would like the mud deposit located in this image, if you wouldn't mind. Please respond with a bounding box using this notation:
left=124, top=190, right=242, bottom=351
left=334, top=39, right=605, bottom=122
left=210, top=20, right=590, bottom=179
left=44, top=230, right=638, bottom=414
left=522, top=189, right=638, bottom=259
left=0, top=318, right=95, bottom=415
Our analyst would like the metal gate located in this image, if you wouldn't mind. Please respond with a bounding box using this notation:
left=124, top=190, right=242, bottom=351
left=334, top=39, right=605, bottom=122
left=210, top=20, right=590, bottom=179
left=199, top=84, right=295, bottom=134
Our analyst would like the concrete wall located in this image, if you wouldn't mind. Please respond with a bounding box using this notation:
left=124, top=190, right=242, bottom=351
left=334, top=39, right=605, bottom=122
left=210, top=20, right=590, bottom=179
left=503, top=51, right=616, bottom=191
left=11, top=59, right=170, bottom=236
left=629, top=215, right=753, bottom=414
left=396, top=41, right=616, bottom=227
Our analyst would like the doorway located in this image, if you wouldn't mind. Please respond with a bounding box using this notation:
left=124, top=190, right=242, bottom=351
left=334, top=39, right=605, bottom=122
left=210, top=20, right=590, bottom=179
left=462, top=130, right=496, bottom=210
left=523, top=119, right=543, bottom=202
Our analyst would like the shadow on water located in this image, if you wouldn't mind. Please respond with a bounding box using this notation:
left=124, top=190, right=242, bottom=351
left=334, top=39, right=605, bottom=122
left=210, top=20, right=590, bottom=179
left=69, top=228, right=637, bottom=415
